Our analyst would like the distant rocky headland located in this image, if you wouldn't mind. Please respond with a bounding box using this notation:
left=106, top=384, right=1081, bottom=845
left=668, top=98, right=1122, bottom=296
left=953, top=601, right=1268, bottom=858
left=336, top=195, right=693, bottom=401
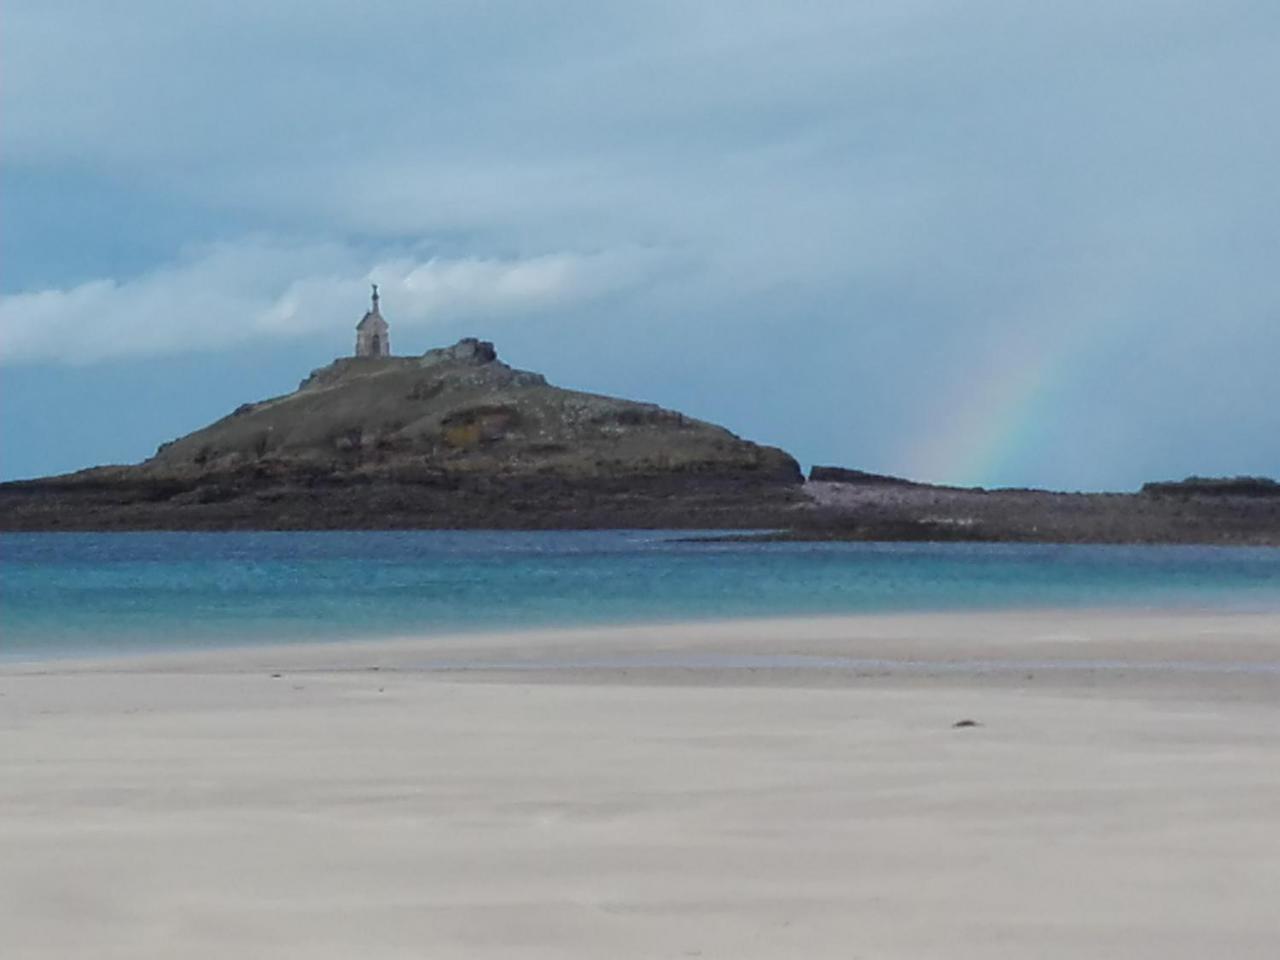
left=2, top=338, right=1277, bottom=544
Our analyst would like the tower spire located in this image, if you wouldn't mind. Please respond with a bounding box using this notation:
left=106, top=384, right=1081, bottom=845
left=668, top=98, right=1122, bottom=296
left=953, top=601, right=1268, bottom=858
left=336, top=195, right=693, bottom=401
left=354, top=285, right=390, bottom=357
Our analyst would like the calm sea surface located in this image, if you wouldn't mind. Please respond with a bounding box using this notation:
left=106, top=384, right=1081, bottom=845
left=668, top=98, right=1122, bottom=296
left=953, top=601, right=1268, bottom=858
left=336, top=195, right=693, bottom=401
left=2, top=532, right=1278, bottom=660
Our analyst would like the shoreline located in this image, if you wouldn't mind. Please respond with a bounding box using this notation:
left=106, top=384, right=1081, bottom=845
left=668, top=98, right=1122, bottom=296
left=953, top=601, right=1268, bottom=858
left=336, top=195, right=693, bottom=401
left=10, top=598, right=1280, bottom=671
left=8, top=607, right=1280, bottom=689
left=5, top=477, right=1279, bottom=544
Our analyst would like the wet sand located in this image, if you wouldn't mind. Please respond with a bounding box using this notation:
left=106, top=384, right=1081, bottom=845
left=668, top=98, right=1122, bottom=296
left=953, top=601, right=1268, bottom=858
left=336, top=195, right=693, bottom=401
left=3, top=610, right=1279, bottom=958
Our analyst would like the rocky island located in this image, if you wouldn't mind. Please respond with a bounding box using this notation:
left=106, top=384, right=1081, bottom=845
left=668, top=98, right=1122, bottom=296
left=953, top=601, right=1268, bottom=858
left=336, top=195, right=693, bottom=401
left=0, top=338, right=803, bottom=530
left=2, top=335, right=1277, bottom=543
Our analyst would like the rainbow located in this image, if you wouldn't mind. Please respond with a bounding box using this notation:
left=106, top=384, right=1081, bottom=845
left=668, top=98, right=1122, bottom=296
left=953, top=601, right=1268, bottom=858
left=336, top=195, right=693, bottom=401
left=895, top=328, right=1068, bottom=488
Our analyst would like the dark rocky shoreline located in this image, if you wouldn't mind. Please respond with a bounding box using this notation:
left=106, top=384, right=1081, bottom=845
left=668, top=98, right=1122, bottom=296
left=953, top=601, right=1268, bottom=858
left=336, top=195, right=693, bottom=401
left=4, top=469, right=1278, bottom=545
left=770, top=476, right=1280, bottom=546
left=0, top=469, right=805, bottom=532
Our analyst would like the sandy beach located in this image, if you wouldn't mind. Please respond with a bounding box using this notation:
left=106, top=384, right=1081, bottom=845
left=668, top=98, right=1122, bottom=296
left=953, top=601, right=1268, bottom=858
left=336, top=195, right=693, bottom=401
left=3, top=609, right=1279, bottom=958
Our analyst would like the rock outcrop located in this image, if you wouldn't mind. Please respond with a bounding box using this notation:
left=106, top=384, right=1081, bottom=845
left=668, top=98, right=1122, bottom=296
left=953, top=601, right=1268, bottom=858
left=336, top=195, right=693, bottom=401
left=807, top=465, right=922, bottom=487
left=1140, top=476, right=1280, bottom=498
left=782, top=464, right=1280, bottom=545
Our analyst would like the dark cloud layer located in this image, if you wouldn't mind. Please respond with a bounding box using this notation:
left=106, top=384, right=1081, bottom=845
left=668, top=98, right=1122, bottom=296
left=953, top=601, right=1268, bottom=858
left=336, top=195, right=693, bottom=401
left=3, top=1, right=1277, bottom=487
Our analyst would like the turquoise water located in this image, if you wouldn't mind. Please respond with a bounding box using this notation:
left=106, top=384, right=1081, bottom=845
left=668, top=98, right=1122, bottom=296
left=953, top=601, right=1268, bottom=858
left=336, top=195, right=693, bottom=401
left=2, top=532, right=1278, bottom=660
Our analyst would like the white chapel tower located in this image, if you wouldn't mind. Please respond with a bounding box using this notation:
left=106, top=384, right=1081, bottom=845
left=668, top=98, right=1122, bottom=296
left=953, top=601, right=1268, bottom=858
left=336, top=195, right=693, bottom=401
left=354, top=284, right=391, bottom=357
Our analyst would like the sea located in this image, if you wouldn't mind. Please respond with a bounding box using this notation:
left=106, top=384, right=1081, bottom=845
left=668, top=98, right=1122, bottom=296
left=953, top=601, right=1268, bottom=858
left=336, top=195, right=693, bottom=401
left=2, top=531, right=1278, bottom=661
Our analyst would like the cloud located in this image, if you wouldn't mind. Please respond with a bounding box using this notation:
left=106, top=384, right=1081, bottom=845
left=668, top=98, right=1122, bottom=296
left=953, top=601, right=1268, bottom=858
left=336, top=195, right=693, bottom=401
left=0, top=238, right=659, bottom=365
left=2, top=1, right=1278, bottom=486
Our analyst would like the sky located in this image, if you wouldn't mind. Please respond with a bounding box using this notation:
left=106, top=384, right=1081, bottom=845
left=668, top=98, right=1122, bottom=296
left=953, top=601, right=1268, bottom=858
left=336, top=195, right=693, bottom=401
left=2, top=1, right=1277, bottom=489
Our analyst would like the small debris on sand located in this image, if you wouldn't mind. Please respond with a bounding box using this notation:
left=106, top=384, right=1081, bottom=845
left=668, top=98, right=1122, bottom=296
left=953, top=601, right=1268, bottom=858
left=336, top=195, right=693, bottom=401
left=952, top=719, right=981, bottom=728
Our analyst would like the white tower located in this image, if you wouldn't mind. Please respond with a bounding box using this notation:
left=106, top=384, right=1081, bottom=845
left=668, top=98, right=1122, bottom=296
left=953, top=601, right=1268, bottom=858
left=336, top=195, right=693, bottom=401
left=354, top=284, right=390, bottom=357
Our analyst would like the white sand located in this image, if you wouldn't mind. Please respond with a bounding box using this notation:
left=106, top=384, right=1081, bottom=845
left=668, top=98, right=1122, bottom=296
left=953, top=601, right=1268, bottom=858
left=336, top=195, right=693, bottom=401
left=3, top=609, right=1279, bottom=959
